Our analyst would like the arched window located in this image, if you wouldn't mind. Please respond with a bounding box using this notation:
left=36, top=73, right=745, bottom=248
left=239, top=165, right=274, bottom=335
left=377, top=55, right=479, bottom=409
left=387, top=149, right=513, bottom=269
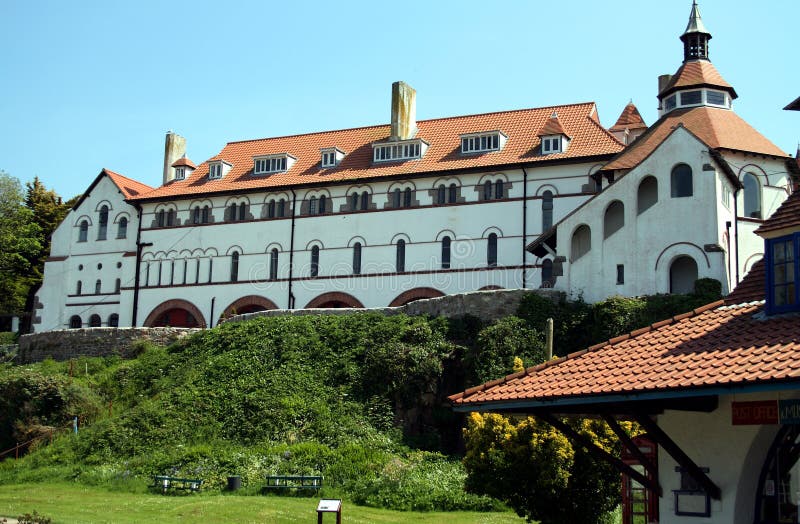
left=310, top=246, right=320, bottom=277
left=117, top=217, right=128, bottom=239
left=269, top=249, right=279, bottom=280
left=396, top=239, right=405, bottom=272
left=238, top=203, right=246, bottom=221
left=571, top=225, right=591, bottom=261
left=361, top=191, right=369, bottom=210
left=79, top=220, right=88, bottom=242
left=743, top=173, right=762, bottom=218
left=487, top=233, right=498, bottom=267
left=441, top=236, right=451, bottom=269
left=403, top=188, right=412, bottom=207
left=228, top=203, right=237, bottom=222
left=76, top=281, right=82, bottom=295
left=393, top=188, right=401, bottom=208
left=157, top=209, right=165, bottom=227
left=309, top=196, right=318, bottom=215
left=319, top=195, right=327, bottom=214
left=192, top=206, right=200, bottom=224
left=437, top=185, right=446, bottom=204
left=69, top=315, right=82, bottom=329
left=115, top=278, right=121, bottom=293
left=278, top=199, right=286, bottom=217
left=484, top=180, right=493, bottom=200
left=448, top=183, right=457, bottom=203
left=201, top=205, right=210, bottom=223
left=671, top=164, right=693, bottom=198
left=542, top=191, right=554, bottom=230
left=604, top=200, right=625, bottom=238
left=89, top=314, right=101, bottom=327
left=167, top=210, right=175, bottom=227
left=351, top=193, right=359, bottom=211
left=669, top=256, right=698, bottom=294
left=495, top=180, right=504, bottom=199
left=541, top=259, right=553, bottom=287
left=230, top=252, right=239, bottom=282
left=353, top=242, right=362, bottom=275
left=637, top=176, right=658, bottom=214
left=268, top=200, right=276, bottom=218
left=98, top=205, right=108, bottom=239
left=108, top=314, right=119, bottom=327
left=95, top=279, right=101, bottom=294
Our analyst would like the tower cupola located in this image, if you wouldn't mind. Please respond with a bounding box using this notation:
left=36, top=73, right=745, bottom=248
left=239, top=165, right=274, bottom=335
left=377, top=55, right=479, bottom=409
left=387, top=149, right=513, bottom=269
left=680, top=1, right=711, bottom=62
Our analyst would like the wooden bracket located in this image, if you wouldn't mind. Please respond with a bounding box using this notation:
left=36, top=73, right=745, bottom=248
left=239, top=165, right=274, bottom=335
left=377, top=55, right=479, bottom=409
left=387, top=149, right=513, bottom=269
left=601, top=414, right=662, bottom=497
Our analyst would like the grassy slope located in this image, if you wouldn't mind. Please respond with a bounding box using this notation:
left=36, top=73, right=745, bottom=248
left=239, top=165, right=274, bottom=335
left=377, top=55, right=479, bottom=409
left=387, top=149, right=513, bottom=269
left=0, top=483, right=523, bottom=524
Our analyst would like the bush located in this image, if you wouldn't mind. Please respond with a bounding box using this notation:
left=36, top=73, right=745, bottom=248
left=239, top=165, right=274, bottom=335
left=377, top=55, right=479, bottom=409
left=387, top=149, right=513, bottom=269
left=467, top=317, right=545, bottom=382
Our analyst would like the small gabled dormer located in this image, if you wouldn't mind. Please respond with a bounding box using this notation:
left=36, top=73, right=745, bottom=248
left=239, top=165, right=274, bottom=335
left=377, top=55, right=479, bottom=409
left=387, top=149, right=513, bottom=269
left=171, top=155, right=196, bottom=181
left=208, top=160, right=232, bottom=180
left=460, top=130, right=507, bottom=154
left=538, top=112, right=571, bottom=155
left=756, top=191, right=800, bottom=315
left=254, top=153, right=296, bottom=175
left=320, top=147, right=345, bottom=168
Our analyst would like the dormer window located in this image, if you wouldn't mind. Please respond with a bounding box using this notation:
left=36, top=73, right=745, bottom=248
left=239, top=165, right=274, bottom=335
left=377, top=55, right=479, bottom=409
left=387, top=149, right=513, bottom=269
left=460, top=131, right=507, bottom=154
left=662, top=88, right=732, bottom=115
left=541, top=136, right=563, bottom=154
left=766, top=233, right=799, bottom=314
left=254, top=154, right=295, bottom=175
left=175, top=167, right=186, bottom=180
left=372, top=139, right=428, bottom=163
left=208, top=160, right=231, bottom=180
left=320, top=147, right=345, bottom=168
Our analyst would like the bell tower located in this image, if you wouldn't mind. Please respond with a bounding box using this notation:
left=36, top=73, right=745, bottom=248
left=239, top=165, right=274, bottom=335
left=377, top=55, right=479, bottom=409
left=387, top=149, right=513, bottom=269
left=680, top=1, right=711, bottom=62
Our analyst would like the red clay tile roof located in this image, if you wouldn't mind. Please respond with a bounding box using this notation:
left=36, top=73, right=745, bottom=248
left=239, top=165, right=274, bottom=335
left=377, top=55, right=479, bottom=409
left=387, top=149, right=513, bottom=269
left=129, top=103, right=624, bottom=201
left=450, top=300, right=800, bottom=408
left=602, top=106, right=787, bottom=172
left=755, top=189, right=800, bottom=235
left=609, top=102, right=647, bottom=132
left=172, top=156, right=197, bottom=169
left=537, top=112, right=571, bottom=138
left=659, top=60, right=737, bottom=99
left=103, top=168, right=153, bottom=198
left=725, top=259, right=766, bottom=305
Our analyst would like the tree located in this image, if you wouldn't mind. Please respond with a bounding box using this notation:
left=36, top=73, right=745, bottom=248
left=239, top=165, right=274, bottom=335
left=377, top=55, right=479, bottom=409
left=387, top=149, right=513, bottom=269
left=24, top=176, right=73, bottom=278
left=463, top=413, right=622, bottom=524
left=0, top=172, right=43, bottom=315
left=468, top=316, right=545, bottom=383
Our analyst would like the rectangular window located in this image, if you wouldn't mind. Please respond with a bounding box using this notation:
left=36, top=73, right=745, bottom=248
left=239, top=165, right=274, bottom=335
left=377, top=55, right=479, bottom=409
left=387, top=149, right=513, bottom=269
left=616, top=264, right=624, bottom=285
left=665, top=95, right=677, bottom=111
left=255, top=156, right=289, bottom=174
left=680, top=90, right=702, bottom=106
left=373, top=140, right=425, bottom=162
left=706, top=90, right=726, bottom=106
left=768, top=234, right=798, bottom=313
left=542, top=137, right=562, bottom=154
left=460, top=132, right=502, bottom=154
left=175, top=167, right=186, bottom=180
left=321, top=151, right=336, bottom=168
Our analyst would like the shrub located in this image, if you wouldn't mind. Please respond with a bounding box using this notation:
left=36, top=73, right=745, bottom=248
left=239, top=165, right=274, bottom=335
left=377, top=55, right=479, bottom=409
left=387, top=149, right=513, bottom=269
left=467, top=317, right=545, bottom=383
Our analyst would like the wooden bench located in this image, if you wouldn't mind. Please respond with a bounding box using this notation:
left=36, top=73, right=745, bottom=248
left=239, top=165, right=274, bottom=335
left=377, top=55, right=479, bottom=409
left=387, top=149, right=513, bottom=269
left=152, top=475, right=203, bottom=494
left=264, top=475, right=323, bottom=493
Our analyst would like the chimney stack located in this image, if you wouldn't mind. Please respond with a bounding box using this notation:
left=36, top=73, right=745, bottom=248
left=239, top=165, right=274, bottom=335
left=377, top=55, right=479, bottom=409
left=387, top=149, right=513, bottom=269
left=390, top=81, right=417, bottom=141
left=163, top=131, right=187, bottom=185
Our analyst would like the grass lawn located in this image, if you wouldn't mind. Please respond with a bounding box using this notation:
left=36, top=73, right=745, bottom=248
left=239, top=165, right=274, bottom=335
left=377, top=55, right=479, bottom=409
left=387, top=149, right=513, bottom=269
left=0, top=483, right=524, bottom=524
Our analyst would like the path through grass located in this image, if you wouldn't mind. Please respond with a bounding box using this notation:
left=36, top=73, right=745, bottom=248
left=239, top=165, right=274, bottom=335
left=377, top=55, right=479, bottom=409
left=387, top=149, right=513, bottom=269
left=0, top=483, right=524, bottom=523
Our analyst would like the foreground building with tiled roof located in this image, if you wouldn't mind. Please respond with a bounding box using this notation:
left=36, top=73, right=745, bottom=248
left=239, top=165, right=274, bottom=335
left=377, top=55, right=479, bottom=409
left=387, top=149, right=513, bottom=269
left=451, top=184, right=800, bottom=523
left=34, top=2, right=796, bottom=331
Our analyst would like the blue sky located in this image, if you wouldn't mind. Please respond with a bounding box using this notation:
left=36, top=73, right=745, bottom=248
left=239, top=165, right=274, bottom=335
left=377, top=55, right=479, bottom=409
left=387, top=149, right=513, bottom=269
left=1, top=0, right=797, bottom=199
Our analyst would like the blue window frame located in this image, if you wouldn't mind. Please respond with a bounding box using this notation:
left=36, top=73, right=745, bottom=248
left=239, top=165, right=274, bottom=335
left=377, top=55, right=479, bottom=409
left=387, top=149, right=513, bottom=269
left=766, top=233, right=799, bottom=314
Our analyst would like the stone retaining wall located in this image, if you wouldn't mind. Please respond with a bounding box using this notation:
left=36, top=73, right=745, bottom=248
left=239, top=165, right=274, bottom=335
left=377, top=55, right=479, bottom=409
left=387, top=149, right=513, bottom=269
left=18, top=328, right=200, bottom=363
left=225, top=288, right=563, bottom=324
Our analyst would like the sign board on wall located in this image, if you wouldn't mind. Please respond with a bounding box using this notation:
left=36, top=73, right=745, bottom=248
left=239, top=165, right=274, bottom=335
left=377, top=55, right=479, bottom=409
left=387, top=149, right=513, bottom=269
left=732, top=399, right=800, bottom=425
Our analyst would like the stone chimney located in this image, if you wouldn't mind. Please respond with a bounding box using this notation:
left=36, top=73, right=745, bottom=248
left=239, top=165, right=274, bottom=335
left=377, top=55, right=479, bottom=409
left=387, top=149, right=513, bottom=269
left=163, top=131, right=187, bottom=185
left=390, top=81, right=417, bottom=141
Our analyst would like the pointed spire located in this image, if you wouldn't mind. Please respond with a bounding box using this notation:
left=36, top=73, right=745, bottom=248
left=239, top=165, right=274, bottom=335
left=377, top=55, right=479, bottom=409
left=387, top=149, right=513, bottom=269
left=609, top=102, right=647, bottom=132
left=680, top=1, right=711, bottom=62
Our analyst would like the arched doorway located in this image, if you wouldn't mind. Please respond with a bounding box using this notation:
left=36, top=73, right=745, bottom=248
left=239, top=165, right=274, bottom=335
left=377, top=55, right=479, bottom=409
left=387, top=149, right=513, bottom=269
left=755, top=425, right=800, bottom=523
left=144, top=299, right=207, bottom=328
left=221, top=295, right=279, bottom=319
left=305, top=292, right=364, bottom=309
left=388, top=287, right=445, bottom=307
left=670, top=256, right=698, bottom=294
